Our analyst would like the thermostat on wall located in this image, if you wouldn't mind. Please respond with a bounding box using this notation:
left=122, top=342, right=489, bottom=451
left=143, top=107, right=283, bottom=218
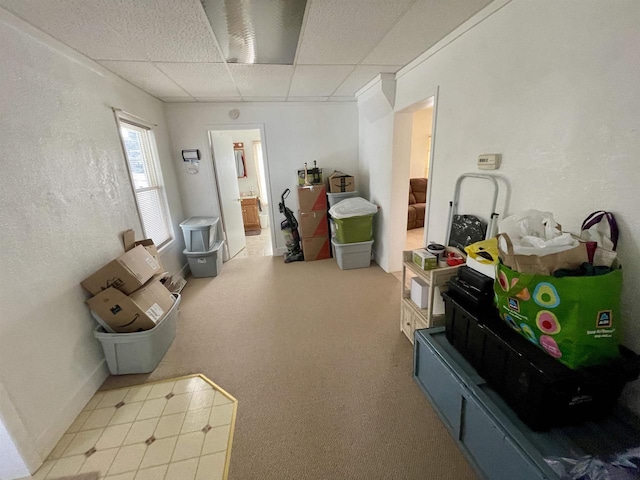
left=478, top=154, right=501, bottom=170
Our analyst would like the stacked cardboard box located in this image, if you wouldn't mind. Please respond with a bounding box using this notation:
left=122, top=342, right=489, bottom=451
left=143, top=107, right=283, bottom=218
left=81, top=235, right=175, bottom=333
left=297, top=185, right=330, bottom=261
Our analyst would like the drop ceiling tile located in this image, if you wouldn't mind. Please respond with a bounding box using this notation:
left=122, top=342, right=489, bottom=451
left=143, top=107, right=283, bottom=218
left=0, top=0, right=148, bottom=60
left=333, top=65, right=401, bottom=96
left=161, top=97, right=198, bottom=103
left=156, top=63, right=239, bottom=98
left=227, top=65, right=294, bottom=97
left=99, top=61, right=191, bottom=98
left=362, top=0, right=493, bottom=65
left=243, top=97, right=287, bottom=102
left=287, top=97, right=329, bottom=102
left=194, top=97, right=243, bottom=102
left=296, top=0, right=414, bottom=65
left=289, top=65, right=354, bottom=96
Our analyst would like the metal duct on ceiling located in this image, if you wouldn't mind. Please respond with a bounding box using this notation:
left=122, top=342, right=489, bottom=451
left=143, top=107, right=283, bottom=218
left=201, top=0, right=307, bottom=65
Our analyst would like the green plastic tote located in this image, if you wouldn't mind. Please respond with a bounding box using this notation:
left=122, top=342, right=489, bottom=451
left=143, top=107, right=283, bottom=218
left=494, top=263, right=623, bottom=369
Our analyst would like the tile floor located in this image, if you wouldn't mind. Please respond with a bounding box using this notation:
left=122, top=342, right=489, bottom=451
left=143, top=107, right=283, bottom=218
left=234, top=228, right=273, bottom=258
left=31, top=375, right=236, bottom=480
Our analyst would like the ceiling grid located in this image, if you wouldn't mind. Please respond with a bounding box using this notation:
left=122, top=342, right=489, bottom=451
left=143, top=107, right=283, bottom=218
left=0, top=0, right=494, bottom=102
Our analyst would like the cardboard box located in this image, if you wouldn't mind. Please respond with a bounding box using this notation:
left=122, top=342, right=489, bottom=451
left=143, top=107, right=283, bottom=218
left=299, top=211, right=329, bottom=238
left=123, top=229, right=164, bottom=271
left=413, top=249, right=437, bottom=270
left=328, top=171, right=355, bottom=193
left=297, top=185, right=327, bottom=212
left=302, top=236, right=331, bottom=262
left=87, top=277, right=175, bottom=333
left=81, top=245, right=162, bottom=296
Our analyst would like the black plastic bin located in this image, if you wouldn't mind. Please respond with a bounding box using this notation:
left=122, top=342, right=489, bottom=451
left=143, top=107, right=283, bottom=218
left=442, top=291, right=640, bottom=431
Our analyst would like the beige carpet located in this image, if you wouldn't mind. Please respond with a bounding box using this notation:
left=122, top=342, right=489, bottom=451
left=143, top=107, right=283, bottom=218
left=101, top=256, right=477, bottom=480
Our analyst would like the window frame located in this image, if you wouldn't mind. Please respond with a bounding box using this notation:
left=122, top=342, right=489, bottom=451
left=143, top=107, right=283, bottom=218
left=115, top=113, right=174, bottom=250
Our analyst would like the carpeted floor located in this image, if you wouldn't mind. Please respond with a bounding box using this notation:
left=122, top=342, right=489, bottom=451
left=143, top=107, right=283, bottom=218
left=101, top=256, right=477, bottom=480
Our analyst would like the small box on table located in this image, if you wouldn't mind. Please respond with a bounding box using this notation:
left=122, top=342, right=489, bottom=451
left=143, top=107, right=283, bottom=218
left=413, top=249, right=437, bottom=270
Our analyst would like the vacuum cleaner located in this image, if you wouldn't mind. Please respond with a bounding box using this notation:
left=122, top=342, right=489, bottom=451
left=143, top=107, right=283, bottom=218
left=279, top=188, right=304, bottom=263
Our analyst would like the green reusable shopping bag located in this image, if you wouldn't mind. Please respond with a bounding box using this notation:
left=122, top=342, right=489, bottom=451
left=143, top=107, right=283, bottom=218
left=494, top=262, right=623, bottom=369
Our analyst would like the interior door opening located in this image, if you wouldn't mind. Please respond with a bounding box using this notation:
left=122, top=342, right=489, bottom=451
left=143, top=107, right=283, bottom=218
left=208, top=126, right=274, bottom=260
left=406, top=103, right=434, bottom=251
left=389, top=91, right=438, bottom=275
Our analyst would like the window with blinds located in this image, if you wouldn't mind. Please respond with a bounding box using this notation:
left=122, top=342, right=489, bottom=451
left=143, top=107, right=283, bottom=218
left=118, top=119, right=173, bottom=248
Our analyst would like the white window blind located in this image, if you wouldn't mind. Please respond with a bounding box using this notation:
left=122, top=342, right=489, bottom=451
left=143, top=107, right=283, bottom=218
left=119, top=120, right=172, bottom=248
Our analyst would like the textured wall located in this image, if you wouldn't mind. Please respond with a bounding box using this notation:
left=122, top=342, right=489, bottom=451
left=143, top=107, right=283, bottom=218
left=165, top=102, right=359, bottom=254
left=361, top=0, right=640, bottom=412
left=0, top=11, right=185, bottom=472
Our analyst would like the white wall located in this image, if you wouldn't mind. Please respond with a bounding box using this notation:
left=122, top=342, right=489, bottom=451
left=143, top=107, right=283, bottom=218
left=0, top=10, right=186, bottom=475
left=409, top=108, right=432, bottom=179
left=165, top=102, right=359, bottom=254
left=360, top=0, right=640, bottom=412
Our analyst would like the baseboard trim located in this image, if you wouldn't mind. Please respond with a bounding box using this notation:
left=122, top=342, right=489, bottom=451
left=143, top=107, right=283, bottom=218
left=177, top=262, right=189, bottom=279
left=34, top=360, right=109, bottom=469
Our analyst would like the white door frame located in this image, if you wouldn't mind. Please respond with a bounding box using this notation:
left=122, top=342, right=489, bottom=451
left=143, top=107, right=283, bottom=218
left=388, top=87, right=439, bottom=272
left=205, top=124, right=275, bottom=257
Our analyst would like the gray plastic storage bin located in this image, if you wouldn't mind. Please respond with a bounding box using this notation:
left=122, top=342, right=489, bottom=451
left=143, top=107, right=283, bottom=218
left=184, top=240, right=224, bottom=278
left=327, top=190, right=359, bottom=208
left=94, top=294, right=180, bottom=375
left=331, top=238, right=374, bottom=270
left=180, top=216, right=220, bottom=252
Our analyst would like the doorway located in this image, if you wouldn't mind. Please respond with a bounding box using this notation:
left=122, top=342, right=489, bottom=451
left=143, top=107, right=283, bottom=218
left=208, top=126, right=274, bottom=260
left=388, top=91, right=438, bottom=274
left=406, top=103, right=434, bottom=251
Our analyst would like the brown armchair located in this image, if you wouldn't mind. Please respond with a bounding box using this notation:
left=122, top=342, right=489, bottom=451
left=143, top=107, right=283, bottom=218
left=408, top=178, right=427, bottom=229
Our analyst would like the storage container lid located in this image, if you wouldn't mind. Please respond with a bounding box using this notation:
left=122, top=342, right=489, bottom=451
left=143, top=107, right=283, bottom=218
left=182, top=240, right=224, bottom=257
left=179, top=216, right=220, bottom=229
left=328, top=197, right=377, bottom=219
left=331, top=237, right=374, bottom=246
left=327, top=190, right=359, bottom=198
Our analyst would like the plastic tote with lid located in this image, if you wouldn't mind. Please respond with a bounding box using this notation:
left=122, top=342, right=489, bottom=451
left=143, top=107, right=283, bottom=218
left=179, top=216, right=220, bottom=252
left=328, top=197, right=377, bottom=244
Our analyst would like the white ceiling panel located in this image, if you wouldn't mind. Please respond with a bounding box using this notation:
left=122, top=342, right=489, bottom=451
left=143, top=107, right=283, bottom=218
left=99, top=61, right=192, bottom=98
left=243, top=97, right=288, bottom=102
left=289, top=65, right=354, bottom=96
left=333, top=65, right=401, bottom=96
left=287, top=97, right=329, bottom=102
left=160, top=97, right=197, bottom=103
left=296, top=0, right=414, bottom=65
left=362, top=0, right=493, bottom=65
left=94, top=0, right=223, bottom=62
left=0, top=0, right=147, bottom=60
left=194, top=97, right=243, bottom=102
left=227, top=65, right=294, bottom=97
left=156, top=63, right=239, bottom=98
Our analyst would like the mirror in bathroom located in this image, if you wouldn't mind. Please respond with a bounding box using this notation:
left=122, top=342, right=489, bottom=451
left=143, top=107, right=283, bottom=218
left=233, top=142, right=246, bottom=178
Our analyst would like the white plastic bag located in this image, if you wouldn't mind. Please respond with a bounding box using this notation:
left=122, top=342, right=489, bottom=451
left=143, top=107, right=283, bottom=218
left=499, top=210, right=559, bottom=241
left=498, top=210, right=578, bottom=257
left=328, top=197, right=377, bottom=219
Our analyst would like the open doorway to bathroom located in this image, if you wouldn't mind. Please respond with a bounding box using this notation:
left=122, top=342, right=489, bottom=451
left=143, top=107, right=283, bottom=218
left=406, top=103, right=434, bottom=251
left=209, top=126, right=273, bottom=259
left=231, top=129, right=273, bottom=258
